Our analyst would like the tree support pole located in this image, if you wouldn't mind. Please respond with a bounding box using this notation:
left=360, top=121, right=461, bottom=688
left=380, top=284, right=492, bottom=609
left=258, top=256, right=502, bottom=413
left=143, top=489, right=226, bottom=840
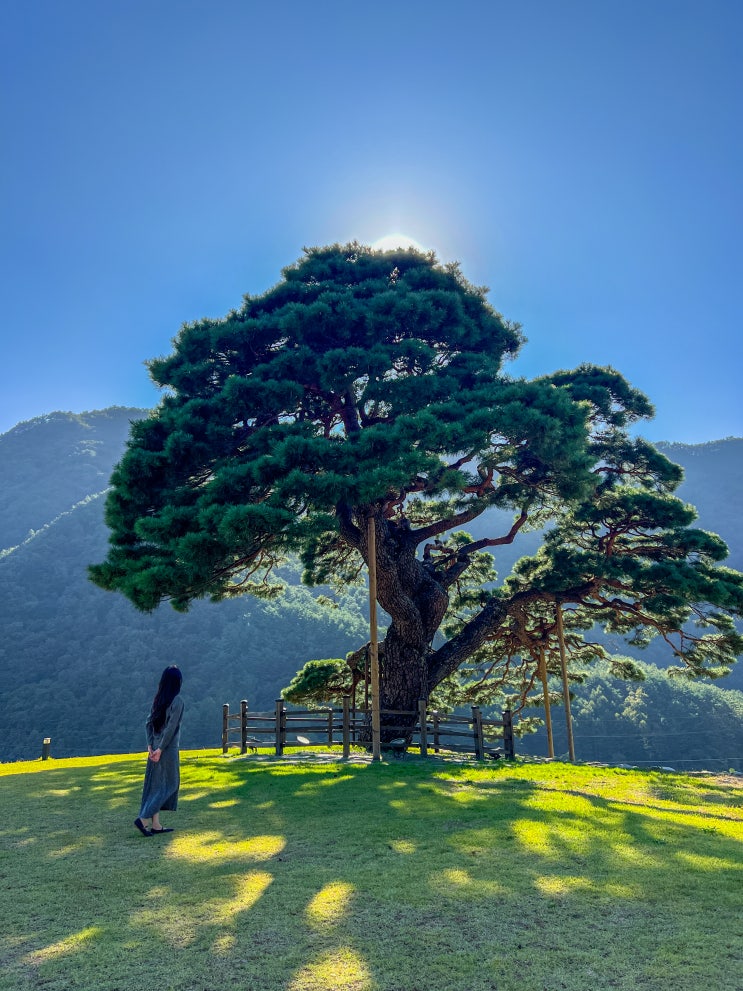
left=538, top=647, right=555, bottom=759
left=368, top=513, right=381, bottom=761
left=555, top=604, right=576, bottom=762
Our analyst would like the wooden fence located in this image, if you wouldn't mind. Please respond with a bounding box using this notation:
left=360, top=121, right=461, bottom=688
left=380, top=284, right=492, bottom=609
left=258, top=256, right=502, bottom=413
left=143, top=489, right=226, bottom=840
left=222, top=698, right=515, bottom=760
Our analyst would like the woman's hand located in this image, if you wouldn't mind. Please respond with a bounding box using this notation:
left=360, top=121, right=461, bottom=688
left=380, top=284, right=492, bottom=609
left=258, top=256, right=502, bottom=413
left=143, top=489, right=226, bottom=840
left=149, top=748, right=162, bottom=762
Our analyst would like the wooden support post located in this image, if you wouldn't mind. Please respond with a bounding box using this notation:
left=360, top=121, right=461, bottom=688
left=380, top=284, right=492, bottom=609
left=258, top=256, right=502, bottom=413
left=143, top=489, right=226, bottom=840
left=556, top=604, right=576, bottom=762
left=275, top=698, right=285, bottom=756
left=538, top=648, right=555, bottom=759
left=222, top=704, right=229, bottom=754
left=342, top=695, right=351, bottom=760
left=368, top=513, right=381, bottom=762
left=240, top=700, right=248, bottom=755
left=418, top=699, right=428, bottom=757
left=503, top=709, right=515, bottom=759
left=432, top=710, right=440, bottom=754
left=471, top=705, right=484, bottom=759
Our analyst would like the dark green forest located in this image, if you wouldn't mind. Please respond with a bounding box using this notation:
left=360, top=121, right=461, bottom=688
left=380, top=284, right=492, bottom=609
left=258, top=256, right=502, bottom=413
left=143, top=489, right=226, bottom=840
left=0, top=410, right=741, bottom=767
left=0, top=408, right=147, bottom=551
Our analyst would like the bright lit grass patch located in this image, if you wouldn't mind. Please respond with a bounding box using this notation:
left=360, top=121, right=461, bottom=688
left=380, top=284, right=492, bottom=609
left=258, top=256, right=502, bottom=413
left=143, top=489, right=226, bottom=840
left=306, top=880, right=355, bottom=928
left=166, top=829, right=286, bottom=863
left=23, top=925, right=102, bottom=964
left=288, top=947, right=372, bottom=990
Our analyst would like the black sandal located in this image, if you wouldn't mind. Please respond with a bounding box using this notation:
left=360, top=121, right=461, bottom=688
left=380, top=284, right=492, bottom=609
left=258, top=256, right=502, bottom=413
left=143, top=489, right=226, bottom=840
left=134, top=817, right=153, bottom=837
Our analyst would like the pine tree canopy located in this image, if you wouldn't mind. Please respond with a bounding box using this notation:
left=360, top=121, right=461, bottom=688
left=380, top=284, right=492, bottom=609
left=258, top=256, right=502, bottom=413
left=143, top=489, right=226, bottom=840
left=90, top=244, right=743, bottom=720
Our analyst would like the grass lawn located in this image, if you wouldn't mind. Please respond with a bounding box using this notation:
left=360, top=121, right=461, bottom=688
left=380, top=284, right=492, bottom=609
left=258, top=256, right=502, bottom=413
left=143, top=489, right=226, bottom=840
left=0, top=750, right=741, bottom=991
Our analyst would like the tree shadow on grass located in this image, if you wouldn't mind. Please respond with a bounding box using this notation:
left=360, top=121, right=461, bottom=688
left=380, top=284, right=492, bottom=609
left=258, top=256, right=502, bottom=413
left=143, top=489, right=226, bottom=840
left=1, top=757, right=740, bottom=991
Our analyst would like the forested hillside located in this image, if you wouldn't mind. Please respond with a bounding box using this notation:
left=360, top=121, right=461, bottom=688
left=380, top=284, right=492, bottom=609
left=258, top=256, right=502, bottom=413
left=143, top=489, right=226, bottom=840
left=0, top=408, right=147, bottom=553
left=0, top=411, right=368, bottom=760
left=0, top=410, right=741, bottom=766
left=657, top=438, right=743, bottom=572
left=518, top=660, right=743, bottom=770
left=0, top=494, right=368, bottom=760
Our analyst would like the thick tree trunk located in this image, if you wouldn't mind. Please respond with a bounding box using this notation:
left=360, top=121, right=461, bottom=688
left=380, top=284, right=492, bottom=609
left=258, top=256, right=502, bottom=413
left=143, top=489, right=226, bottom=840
left=356, top=510, right=449, bottom=742
left=378, top=628, right=428, bottom=741
left=341, top=504, right=514, bottom=744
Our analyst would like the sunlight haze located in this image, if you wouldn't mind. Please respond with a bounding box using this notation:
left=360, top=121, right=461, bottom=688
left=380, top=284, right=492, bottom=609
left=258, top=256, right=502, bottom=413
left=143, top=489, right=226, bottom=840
left=1, top=0, right=741, bottom=443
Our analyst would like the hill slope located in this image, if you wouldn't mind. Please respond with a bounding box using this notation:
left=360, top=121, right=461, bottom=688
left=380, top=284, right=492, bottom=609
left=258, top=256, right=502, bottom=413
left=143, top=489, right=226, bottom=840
left=657, top=437, right=743, bottom=572
left=0, top=408, right=147, bottom=553
left=0, top=491, right=367, bottom=759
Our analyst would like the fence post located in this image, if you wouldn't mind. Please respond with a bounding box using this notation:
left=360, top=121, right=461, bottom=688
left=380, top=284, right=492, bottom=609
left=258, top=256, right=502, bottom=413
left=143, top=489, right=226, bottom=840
left=432, top=710, right=440, bottom=754
left=503, top=708, right=515, bottom=759
left=240, top=700, right=248, bottom=755
left=222, top=704, right=229, bottom=754
left=342, top=695, right=351, bottom=760
left=418, top=699, right=428, bottom=757
left=471, top=705, right=484, bottom=759
left=275, top=699, right=285, bottom=756
left=326, top=706, right=334, bottom=746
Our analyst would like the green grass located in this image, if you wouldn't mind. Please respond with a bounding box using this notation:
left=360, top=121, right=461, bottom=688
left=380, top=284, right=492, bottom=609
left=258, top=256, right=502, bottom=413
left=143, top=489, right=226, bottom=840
left=1, top=751, right=741, bottom=991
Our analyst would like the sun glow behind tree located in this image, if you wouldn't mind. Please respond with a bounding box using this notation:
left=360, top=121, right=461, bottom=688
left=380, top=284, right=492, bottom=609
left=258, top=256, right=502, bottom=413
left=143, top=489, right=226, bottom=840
left=371, top=233, right=427, bottom=252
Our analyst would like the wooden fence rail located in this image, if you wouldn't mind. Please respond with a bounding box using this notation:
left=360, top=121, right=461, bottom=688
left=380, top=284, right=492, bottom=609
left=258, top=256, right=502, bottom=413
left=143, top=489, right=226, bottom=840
left=222, top=697, right=515, bottom=760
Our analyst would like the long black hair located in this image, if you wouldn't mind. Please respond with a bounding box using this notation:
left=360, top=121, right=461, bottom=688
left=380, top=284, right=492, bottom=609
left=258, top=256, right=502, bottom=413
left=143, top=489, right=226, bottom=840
left=150, top=665, right=182, bottom=733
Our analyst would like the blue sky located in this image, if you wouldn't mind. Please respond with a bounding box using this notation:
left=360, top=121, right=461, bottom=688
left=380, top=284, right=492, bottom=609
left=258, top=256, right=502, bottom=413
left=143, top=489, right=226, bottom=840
left=2, top=0, right=741, bottom=442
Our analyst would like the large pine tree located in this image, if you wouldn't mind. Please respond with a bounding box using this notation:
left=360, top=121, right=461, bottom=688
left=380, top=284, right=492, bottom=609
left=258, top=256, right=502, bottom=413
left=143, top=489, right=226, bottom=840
left=91, top=244, right=743, bottom=736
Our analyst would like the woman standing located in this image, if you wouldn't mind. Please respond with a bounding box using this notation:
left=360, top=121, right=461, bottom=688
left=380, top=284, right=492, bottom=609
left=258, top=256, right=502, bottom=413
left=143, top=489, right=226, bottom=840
left=134, top=665, right=184, bottom=837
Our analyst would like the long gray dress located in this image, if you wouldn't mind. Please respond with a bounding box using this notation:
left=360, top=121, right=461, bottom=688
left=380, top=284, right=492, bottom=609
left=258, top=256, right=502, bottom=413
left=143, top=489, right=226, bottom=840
left=139, top=695, right=184, bottom=818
